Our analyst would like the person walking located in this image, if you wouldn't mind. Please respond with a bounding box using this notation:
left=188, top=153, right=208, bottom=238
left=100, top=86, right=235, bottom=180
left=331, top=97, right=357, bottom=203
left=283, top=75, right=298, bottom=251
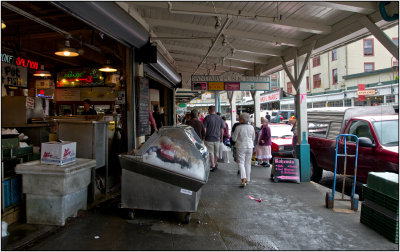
left=231, top=113, right=255, bottom=187
left=153, top=106, right=164, bottom=130
left=186, top=109, right=205, bottom=141
left=266, top=112, right=271, bottom=122
left=203, top=106, right=225, bottom=172
left=221, top=116, right=230, bottom=145
left=256, top=117, right=272, bottom=167
left=289, top=115, right=297, bottom=157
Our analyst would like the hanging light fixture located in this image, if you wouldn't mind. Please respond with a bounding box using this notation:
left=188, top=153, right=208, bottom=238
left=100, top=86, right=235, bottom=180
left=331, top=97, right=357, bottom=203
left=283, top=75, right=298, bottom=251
left=54, top=38, right=79, bottom=57
left=99, top=60, right=117, bottom=72
left=33, top=65, right=51, bottom=77
left=1, top=20, right=6, bottom=29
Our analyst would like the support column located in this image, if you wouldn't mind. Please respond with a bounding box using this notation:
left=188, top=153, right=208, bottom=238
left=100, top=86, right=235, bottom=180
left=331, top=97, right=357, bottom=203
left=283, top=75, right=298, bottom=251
left=215, top=91, right=220, bottom=112
left=228, top=91, right=237, bottom=126
left=251, top=91, right=261, bottom=128
left=172, top=90, right=176, bottom=126
left=281, top=41, right=315, bottom=182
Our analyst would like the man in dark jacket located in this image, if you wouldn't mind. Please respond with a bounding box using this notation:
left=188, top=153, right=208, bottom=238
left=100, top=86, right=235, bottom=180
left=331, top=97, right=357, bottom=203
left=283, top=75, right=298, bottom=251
left=186, top=110, right=205, bottom=140
left=81, top=99, right=97, bottom=115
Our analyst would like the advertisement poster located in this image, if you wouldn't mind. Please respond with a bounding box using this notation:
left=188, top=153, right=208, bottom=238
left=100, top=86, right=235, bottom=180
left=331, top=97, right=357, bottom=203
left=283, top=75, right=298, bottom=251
left=225, top=82, right=240, bottom=90
left=192, top=82, right=207, bottom=91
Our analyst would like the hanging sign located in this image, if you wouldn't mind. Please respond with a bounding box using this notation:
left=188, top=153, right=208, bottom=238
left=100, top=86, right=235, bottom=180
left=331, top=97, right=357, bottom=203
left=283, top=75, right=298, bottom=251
left=192, top=82, right=207, bottom=91
left=191, top=72, right=270, bottom=91
left=273, top=157, right=300, bottom=183
left=225, top=82, right=240, bottom=90
left=358, top=84, right=365, bottom=101
left=208, top=82, right=225, bottom=91
left=56, top=69, right=105, bottom=87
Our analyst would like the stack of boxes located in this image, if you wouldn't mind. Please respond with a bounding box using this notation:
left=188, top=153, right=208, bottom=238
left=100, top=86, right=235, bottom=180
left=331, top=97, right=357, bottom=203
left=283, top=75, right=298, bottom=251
left=360, top=172, right=399, bottom=243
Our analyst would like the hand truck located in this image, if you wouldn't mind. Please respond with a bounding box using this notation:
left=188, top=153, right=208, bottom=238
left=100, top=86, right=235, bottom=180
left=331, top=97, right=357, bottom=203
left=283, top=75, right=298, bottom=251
left=325, top=134, right=360, bottom=212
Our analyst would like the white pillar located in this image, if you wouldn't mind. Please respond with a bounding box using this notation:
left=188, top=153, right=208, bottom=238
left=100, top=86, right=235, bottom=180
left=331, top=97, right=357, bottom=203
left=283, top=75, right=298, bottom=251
left=251, top=91, right=261, bottom=128
left=228, top=91, right=237, bottom=126
left=215, top=91, right=220, bottom=112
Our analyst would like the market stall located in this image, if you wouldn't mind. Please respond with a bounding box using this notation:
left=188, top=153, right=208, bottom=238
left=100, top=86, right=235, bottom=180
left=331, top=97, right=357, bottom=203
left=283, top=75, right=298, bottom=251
left=119, top=125, right=209, bottom=223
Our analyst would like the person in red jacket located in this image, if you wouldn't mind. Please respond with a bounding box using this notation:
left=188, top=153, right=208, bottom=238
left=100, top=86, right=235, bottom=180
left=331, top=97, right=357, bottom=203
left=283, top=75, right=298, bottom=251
left=255, top=117, right=272, bottom=167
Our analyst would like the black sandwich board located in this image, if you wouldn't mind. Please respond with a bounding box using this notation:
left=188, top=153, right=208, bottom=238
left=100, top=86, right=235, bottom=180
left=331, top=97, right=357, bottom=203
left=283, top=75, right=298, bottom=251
left=273, top=157, right=300, bottom=183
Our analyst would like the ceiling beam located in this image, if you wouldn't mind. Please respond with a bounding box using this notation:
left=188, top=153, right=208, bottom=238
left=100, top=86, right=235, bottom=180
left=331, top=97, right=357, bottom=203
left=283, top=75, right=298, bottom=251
left=132, top=2, right=331, bottom=34
left=147, top=18, right=302, bottom=47
left=225, top=52, right=268, bottom=64
left=306, top=2, right=377, bottom=15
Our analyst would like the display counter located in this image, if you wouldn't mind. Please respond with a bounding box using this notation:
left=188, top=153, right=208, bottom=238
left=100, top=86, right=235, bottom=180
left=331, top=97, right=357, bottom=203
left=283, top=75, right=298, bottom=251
left=119, top=125, right=209, bottom=223
left=15, top=158, right=96, bottom=226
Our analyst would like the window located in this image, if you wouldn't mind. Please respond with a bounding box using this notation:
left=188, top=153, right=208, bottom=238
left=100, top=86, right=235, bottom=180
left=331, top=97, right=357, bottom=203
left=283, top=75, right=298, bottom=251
left=313, top=74, right=321, bottom=88
left=345, top=99, right=352, bottom=106
left=363, top=39, right=374, bottom=56
left=287, top=82, right=292, bottom=94
left=306, top=76, right=310, bottom=91
left=393, top=37, right=399, bottom=47
left=312, top=56, right=320, bottom=67
left=364, top=62, right=374, bottom=72
left=332, top=69, right=338, bottom=84
left=332, top=49, right=337, bottom=61
left=347, top=120, right=373, bottom=143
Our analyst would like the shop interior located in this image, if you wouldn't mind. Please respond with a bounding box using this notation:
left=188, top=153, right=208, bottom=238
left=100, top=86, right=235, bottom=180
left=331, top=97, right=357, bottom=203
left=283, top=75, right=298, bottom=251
left=1, top=2, right=129, bottom=224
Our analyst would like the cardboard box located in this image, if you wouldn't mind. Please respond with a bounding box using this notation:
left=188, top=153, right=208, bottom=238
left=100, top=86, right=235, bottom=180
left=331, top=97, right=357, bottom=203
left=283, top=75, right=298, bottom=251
left=41, top=141, right=76, bottom=165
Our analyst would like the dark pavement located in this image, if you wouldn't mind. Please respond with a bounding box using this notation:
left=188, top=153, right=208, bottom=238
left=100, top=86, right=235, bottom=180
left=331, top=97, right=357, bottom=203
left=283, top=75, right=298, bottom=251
left=5, top=153, right=399, bottom=251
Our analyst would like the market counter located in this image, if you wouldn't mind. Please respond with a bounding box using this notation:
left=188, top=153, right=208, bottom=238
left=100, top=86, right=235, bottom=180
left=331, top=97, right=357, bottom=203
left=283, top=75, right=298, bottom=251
left=15, top=158, right=96, bottom=226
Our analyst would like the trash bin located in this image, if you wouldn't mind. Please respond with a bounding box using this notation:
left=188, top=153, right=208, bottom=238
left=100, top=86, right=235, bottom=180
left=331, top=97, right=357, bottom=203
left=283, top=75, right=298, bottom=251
left=119, top=125, right=209, bottom=223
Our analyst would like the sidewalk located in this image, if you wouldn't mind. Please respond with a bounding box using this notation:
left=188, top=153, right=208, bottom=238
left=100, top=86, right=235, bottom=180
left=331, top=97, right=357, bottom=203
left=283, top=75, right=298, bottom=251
left=5, top=154, right=398, bottom=250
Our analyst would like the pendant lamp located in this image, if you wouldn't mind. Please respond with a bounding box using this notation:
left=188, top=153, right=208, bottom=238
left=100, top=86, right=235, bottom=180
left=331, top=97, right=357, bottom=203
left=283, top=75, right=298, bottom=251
left=33, top=65, right=51, bottom=77
left=99, top=60, right=117, bottom=72
left=54, top=39, right=79, bottom=57
left=1, top=20, right=6, bottom=29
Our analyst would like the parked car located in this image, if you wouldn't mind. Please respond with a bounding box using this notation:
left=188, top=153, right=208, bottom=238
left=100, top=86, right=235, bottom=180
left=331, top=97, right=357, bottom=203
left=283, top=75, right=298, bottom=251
left=308, top=106, right=398, bottom=184
left=269, top=123, right=294, bottom=158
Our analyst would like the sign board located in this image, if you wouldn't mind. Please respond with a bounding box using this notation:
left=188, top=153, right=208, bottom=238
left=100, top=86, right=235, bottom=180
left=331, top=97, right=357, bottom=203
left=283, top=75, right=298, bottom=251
left=56, top=69, right=105, bottom=87
left=208, top=82, right=224, bottom=91
left=192, top=82, right=207, bottom=91
left=1, top=62, right=28, bottom=88
left=191, top=72, right=270, bottom=91
left=357, top=90, right=376, bottom=96
left=358, top=84, right=365, bottom=101
left=260, top=89, right=281, bottom=103
left=273, top=158, right=300, bottom=183
left=137, top=77, right=150, bottom=136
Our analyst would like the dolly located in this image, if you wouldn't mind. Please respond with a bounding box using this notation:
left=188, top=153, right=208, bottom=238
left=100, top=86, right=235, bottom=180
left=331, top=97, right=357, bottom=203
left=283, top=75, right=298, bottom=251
left=325, top=134, right=360, bottom=212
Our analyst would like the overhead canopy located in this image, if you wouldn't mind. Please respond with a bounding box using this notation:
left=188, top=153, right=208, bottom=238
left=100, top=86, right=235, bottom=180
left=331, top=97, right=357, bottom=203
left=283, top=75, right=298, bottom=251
left=118, top=1, right=398, bottom=91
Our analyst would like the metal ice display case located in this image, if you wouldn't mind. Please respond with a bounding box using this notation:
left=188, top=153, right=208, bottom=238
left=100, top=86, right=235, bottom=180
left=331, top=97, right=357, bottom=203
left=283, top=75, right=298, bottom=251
left=119, top=125, right=209, bottom=223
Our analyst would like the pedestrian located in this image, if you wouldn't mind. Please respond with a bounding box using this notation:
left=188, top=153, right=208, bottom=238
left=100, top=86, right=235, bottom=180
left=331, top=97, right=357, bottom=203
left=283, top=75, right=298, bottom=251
left=149, top=109, right=158, bottom=134
left=266, top=112, right=271, bottom=122
left=184, top=111, right=192, bottom=125
left=221, top=116, right=229, bottom=145
left=203, top=106, right=226, bottom=172
left=231, top=113, right=255, bottom=187
left=186, top=110, right=205, bottom=141
left=289, top=115, right=297, bottom=157
left=230, top=120, right=240, bottom=164
left=256, top=117, right=272, bottom=167
left=153, top=105, right=163, bottom=130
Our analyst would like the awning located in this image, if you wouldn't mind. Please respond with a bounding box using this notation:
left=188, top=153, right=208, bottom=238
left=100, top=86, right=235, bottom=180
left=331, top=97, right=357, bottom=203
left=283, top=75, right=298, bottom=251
left=53, top=1, right=181, bottom=88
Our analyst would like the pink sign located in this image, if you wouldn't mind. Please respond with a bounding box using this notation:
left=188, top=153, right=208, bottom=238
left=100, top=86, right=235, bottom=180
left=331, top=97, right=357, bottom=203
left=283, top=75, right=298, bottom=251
left=260, top=89, right=281, bottom=103
left=192, top=82, right=207, bottom=91
left=225, top=82, right=240, bottom=90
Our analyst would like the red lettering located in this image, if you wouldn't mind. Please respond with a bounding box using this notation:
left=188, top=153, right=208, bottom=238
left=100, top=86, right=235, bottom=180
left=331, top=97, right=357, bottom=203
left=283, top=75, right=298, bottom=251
left=30, top=61, right=39, bottom=70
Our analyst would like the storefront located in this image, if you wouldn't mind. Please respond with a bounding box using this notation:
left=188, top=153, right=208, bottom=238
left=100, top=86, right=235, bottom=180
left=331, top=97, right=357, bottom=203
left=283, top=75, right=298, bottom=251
left=1, top=2, right=181, bottom=225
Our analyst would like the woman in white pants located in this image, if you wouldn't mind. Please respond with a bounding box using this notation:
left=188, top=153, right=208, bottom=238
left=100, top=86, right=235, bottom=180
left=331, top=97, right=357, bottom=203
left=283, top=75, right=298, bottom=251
left=231, top=113, right=255, bottom=187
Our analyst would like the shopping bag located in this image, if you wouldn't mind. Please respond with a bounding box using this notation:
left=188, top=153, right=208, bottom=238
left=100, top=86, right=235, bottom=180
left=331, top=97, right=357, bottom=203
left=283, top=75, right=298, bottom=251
left=218, top=142, right=225, bottom=160
left=222, top=149, right=230, bottom=163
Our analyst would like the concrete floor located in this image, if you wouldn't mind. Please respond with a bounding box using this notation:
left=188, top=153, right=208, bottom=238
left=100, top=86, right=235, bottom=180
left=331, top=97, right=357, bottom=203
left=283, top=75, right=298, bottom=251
left=7, top=156, right=399, bottom=251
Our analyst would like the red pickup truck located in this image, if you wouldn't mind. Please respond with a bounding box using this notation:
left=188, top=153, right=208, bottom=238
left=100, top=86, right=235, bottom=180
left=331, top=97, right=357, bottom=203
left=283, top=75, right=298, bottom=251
left=308, top=107, right=398, bottom=184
